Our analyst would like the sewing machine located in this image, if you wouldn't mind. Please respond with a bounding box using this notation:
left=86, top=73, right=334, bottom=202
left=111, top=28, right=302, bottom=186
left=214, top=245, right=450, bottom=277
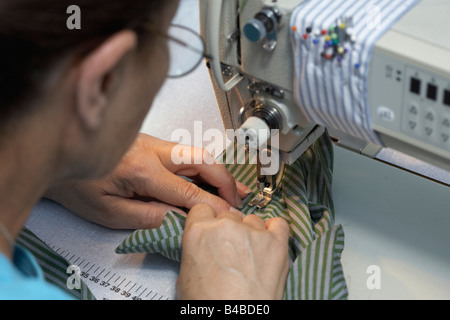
left=199, top=0, right=450, bottom=209
left=196, top=0, right=450, bottom=299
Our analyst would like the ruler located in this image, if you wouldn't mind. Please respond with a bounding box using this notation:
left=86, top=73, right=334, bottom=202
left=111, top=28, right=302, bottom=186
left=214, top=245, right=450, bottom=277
left=27, top=199, right=179, bottom=300
left=50, top=244, right=170, bottom=300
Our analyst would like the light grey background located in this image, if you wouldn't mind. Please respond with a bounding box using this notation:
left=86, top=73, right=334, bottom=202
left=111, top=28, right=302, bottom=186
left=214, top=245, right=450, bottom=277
left=140, top=0, right=225, bottom=149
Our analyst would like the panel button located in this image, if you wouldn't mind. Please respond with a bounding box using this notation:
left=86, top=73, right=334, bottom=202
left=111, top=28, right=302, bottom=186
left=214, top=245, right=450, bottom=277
left=426, top=83, right=437, bottom=101
left=409, top=77, right=421, bottom=95
left=408, top=120, right=417, bottom=130
left=409, top=104, right=418, bottom=115
left=443, top=118, right=450, bottom=128
left=443, top=90, right=450, bottom=107
left=425, top=111, right=434, bottom=122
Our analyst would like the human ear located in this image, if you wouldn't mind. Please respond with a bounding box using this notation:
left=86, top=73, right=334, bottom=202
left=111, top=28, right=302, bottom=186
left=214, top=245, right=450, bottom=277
left=76, top=30, right=137, bottom=130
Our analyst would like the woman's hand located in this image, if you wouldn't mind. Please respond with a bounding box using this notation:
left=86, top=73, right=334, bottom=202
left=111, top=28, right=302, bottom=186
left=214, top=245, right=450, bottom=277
left=45, top=133, right=251, bottom=229
left=177, top=204, right=290, bottom=300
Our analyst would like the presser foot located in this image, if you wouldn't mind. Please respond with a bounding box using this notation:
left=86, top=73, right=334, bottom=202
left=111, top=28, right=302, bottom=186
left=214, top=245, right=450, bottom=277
left=248, top=163, right=284, bottom=210
left=249, top=185, right=277, bottom=210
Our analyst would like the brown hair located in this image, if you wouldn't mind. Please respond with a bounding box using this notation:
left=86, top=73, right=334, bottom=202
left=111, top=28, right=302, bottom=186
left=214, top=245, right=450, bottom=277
left=0, top=0, right=168, bottom=123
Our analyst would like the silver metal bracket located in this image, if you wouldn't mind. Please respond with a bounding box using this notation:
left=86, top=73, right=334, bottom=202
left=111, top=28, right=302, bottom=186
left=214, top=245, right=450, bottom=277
left=249, top=162, right=285, bottom=210
left=249, top=184, right=277, bottom=209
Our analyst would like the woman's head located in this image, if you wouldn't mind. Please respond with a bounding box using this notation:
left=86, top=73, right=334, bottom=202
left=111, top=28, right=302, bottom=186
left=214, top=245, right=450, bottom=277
left=0, top=0, right=179, bottom=179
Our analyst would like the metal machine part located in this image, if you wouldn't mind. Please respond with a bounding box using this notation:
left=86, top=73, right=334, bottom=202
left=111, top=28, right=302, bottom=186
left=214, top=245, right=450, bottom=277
left=249, top=155, right=285, bottom=210
left=243, top=5, right=283, bottom=51
left=238, top=96, right=284, bottom=209
left=239, top=99, right=283, bottom=132
left=235, top=85, right=330, bottom=208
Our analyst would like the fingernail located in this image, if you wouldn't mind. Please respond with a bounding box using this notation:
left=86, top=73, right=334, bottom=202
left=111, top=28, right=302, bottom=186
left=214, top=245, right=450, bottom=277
left=242, top=187, right=252, bottom=195
left=236, top=181, right=252, bottom=195
left=235, top=193, right=243, bottom=209
left=228, top=206, right=244, bottom=216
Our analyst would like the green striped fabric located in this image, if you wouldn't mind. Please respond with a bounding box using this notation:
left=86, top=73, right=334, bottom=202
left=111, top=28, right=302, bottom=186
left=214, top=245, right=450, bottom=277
left=116, top=131, right=348, bottom=300
left=17, top=228, right=96, bottom=300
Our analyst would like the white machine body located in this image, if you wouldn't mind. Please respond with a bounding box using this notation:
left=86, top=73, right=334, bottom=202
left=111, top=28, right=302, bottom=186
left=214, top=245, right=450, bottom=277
left=199, top=0, right=450, bottom=174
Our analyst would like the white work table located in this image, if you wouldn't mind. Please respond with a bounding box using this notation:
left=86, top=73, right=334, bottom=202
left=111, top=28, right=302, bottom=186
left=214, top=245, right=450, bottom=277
left=333, top=146, right=450, bottom=299
left=27, top=0, right=450, bottom=300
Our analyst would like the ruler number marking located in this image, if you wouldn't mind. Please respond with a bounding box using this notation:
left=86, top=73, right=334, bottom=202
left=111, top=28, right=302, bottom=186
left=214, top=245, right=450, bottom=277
left=42, top=246, right=166, bottom=300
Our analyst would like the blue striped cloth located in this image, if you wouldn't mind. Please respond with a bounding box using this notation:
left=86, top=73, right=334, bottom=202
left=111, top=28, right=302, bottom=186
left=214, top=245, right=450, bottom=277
left=291, top=0, right=419, bottom=145
left=17, top=228, right=95, bottom=300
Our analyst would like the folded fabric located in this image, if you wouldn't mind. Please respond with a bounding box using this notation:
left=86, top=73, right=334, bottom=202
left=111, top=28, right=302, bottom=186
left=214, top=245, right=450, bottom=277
left=116, top=130, right=348, bottom=300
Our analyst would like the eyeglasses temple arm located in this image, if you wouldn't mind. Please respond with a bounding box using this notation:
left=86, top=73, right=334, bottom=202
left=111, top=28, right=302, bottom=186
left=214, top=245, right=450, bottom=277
left=167, top=35, right=213, bottom=61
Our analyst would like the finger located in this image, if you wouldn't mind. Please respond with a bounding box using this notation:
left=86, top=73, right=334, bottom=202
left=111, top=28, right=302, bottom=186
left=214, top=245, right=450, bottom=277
left=96, top=197, right=186, bottom=229
left=236, top=181, right=252, bottom=199
left=146, top=170, right=236, bottom=213
left=242, top=214, right=266, bottom=231
left=173, top=150, right=241, bottom=208
left=185, top=203, right=216, bottom=230
left=182, top=176, right=251, bottom=200
left=265, top=217, right=290, bottom=242
left=216, top=210, right=244, bottom=222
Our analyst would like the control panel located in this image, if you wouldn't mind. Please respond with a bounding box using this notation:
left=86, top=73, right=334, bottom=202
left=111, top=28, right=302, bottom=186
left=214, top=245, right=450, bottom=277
left=369, top=50, right=450, bottom=168
left=403, top=67, right=450, bottom=148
